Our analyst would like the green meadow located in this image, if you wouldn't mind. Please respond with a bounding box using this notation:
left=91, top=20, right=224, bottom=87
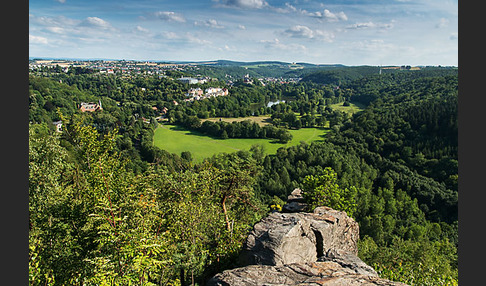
left=153, top=124, right=329, bottom=162
left=328, top=101, right=366, bottom=115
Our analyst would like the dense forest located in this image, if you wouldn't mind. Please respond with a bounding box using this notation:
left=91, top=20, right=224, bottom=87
left=29, top=64, right=458, bottom=285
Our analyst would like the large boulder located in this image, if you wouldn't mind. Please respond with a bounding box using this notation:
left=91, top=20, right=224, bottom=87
left=239, top=206, right=359, bottom=266
left=207, top=205, right=409, bottom=285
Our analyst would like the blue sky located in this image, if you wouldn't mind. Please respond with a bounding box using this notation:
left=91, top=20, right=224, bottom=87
left=29, top=0, right=458, bottom=66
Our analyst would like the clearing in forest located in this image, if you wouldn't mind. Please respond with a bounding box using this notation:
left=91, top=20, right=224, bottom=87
left=153, top=123, right=329, bottom=162
left=328, top=101, right=366, bottom=115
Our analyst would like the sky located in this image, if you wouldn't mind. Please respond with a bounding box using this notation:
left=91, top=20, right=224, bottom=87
left=29, top=0, right=458, bottom=66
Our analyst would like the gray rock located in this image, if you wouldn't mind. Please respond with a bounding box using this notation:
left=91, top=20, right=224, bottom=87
left=283, top=188, right=308, bottom=212
left=207, top=261, right=408, bottom=286
left=310, top=207, right=360, bottom=256
left=318, top=249, right=378, bottom=276
left=282, top=201, right=308, bottom=213
left=287, top=188, right=305, bottom=202
left=208, top=206, right=409, bottom=286
left=239, top=206, right=359, bottom=267
left=238, top=212, right=318, bottom=266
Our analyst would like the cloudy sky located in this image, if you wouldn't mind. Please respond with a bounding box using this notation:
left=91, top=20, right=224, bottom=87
left=29, top=0, right=458, bottom=66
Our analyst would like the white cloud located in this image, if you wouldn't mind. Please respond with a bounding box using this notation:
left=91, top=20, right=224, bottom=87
left=159, top=31, right=211, bottom=45
left=308, top=9, right=347, bottom=22
left=136, top=26, right=149, bottom=33
left=160, top=31, right=179, bottom=40
left=194, top=19, right=224, bottom=29
left=31, top=15, right=79, bottom=27
left=30, top=14, right=117, bottom=38
left=346, top=21, right=394, bottom=30
left=133, top=26, right=150, bottom=34
left=238, top=25, right=246, bottom=30
left=273, top=3, right=299, bottom=13
left=346, top=22, right=375, bottom=29
left=150, top=11, right=186, bottom=23
left=78, top=17, right=114, bottom=30
left=282, top=25, right=334, bottom=42
left=30, top=14, right=121, bottom=49
left=360, top=39, right=388, bottom=48
left=216, top=0, right=269, bottom=9
left=44, top=26, right=65, bottom=34
left=260, top=38, right=306, bottom=52
left=185, top=33, right=212, bottom=45
left=55, top=0, right=66, bottom=3
left=313, top=30, right=335, bottom=42
left=30, top=34, right=48, bottom=44
left=284, top=25, right=314, bottom=38
left=218, top=44, right=235, bottom=52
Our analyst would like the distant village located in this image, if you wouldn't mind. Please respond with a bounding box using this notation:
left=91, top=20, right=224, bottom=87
left=29, top=59, right=304, bottom=118
left=28, top=59, right=303, bottom=85
left=31, top=59, right=433, bottom=135
left=29, top=59, right=187, bottom=76
left=31, top=58, right=425, bottom=130
left=29, top=59, right=426, bottom=78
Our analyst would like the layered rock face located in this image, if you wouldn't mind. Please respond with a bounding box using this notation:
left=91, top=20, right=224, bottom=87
left=238, top=207, right=360, bottom=267
left=207, top=195, right=408, bottom=286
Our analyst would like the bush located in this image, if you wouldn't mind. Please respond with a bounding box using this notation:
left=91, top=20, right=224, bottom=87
left=302, top=167, right=357, bottom=217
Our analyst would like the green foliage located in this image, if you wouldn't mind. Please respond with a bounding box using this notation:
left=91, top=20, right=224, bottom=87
left=181, top=151, right=193, bottom=162
left=358, top=236, right=458, bottom=285
left=302, top=167, right=357, bottom=217
left=29, top=122, right=85, bottom=285
left=29, top=119, right=266, bottom=285
left=300, top=66, right=380, bottom=85
left=29, top=66, right=458, bottom=286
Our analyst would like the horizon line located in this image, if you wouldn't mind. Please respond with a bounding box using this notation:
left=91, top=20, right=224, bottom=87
left=28, top=57, right=457, bottom=68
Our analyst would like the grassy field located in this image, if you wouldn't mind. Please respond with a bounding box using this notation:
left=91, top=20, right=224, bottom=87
left=152, top=102, right=363, bottom=162
left=328, top=101, right=366, bottom=115
left=153, top=124, right=329, bottom=162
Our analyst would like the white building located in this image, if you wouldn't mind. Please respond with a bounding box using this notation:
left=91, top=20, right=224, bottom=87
left=178, top=77, right=199, bottom=84
left=205, top=87, right=228, bottom=97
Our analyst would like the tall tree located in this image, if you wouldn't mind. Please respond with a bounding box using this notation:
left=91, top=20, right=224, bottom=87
left=301, top=167, right=357, bottom=217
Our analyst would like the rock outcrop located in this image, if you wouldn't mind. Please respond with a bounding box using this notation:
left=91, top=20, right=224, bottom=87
left=207, top=191, right=408, bottom=285
left=238, top=206, right=359, bottom=266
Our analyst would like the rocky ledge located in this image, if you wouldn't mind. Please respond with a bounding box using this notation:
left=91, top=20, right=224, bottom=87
left=207, top=192, right=408, bottom=285
left=207, top=260, right=407, bottom=285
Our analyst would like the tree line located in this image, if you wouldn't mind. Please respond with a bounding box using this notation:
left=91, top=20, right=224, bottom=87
left=174, top=115, right=293, bottom=143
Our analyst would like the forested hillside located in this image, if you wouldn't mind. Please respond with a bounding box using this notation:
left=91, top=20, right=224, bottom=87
left=29, top=65, right=458, bottom=285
